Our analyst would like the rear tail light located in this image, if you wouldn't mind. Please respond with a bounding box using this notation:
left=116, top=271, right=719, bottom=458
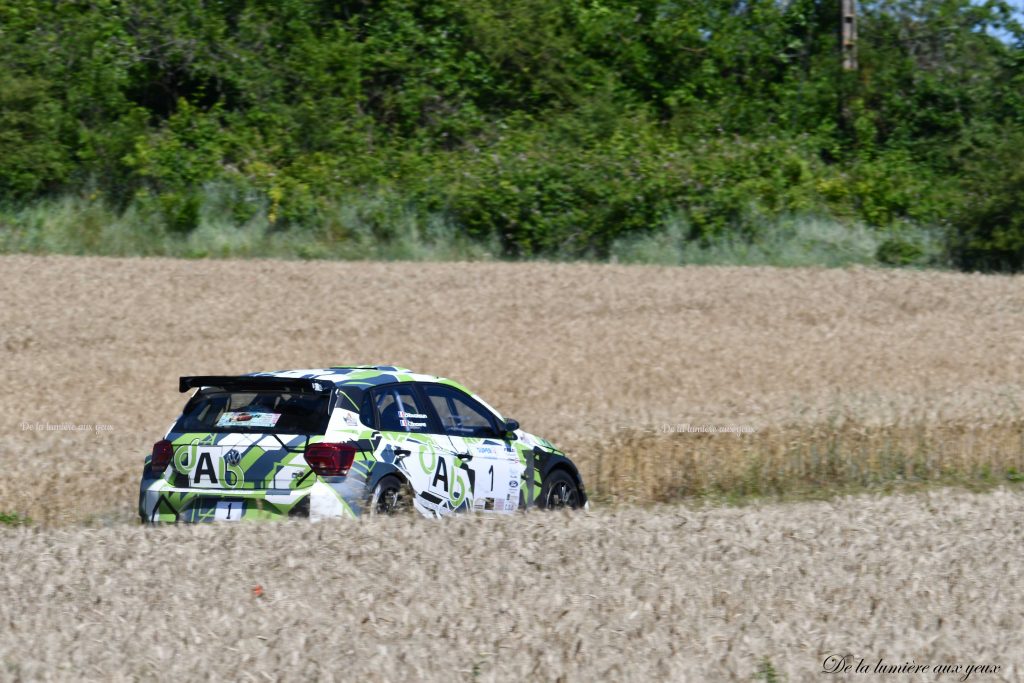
left=305, top=443, right=357, bottom=477
left=151, top=439, right=173, bottom=475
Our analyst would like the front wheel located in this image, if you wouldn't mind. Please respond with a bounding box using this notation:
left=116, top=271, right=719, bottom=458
left=539, top=470, right=582, bottom=510
left=368, top=475, right=414, bottom=515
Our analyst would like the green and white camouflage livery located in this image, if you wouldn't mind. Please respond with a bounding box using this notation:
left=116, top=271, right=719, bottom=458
left=139, top=366, right=587, bottom=523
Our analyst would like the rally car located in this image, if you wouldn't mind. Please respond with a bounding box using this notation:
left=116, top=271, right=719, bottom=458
left=139, top=366, right=587, bottom=522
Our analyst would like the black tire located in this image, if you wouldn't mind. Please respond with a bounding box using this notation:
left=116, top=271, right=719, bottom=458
left=539, top=470, right=582, bottom=510
left=368, top=475, right=414, bottom=515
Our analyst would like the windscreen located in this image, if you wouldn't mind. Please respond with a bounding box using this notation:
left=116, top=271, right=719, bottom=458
left=174, top=389, right=332, bottom=434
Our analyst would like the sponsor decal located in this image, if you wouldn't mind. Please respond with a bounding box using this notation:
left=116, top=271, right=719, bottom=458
left=450, top=472, right=468, bottom=507
left=216, top=411, right=281, bottom=428
left=418, top=448, right=437, bottom=474
left=398, top=411, right=428, bottom=429
left=431, top=458, right=449, bottom=490
left=172, top=442, right=244, bottom=489
left=194, top=451, right=218, bottom=484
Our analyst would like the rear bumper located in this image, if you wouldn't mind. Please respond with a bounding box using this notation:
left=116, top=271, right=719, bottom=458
left=138, top=477, right=365, bottom=523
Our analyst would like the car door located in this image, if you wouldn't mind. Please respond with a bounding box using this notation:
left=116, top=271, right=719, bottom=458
left=363, top=383, right=468, bottom=516
left=419, top=383, right=525, bottom=514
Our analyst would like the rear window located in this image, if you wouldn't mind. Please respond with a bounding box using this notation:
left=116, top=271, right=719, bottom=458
left=174, top=389, right=332, bottom=434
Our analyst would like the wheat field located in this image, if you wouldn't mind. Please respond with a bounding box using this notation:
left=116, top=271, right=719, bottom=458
left=2, top=255, right=1023, bottom=681
left=1, top=489, right=1021, bottom=681
left=1, top=255, right=1023, bottom=523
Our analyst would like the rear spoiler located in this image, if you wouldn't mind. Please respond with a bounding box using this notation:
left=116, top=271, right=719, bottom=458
left=179, top=376, right=332, bottom=394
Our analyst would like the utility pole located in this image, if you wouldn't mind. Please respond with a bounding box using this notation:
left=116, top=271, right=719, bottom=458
left=841, top=0, right=858, bottom=71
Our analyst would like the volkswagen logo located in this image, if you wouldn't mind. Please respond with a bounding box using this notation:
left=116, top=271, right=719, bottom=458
left=224, top=449, right=242, bottom=466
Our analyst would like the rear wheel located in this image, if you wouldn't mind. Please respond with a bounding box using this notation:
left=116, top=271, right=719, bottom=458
left=539, top=470, right=582, bottom=510
left=369, top=475, right=413, bottom=515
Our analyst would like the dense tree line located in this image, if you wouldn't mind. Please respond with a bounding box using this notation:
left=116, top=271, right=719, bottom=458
left=1, top=0, right=1022, bottom=268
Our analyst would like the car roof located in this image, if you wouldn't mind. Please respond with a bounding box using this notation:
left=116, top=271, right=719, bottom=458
left=236, top=366, right=503, bottom=419
left=245, top=366, right=461, bottom=390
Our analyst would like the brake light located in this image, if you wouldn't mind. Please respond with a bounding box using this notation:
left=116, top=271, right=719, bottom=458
left=151, top=439, right=173, bottom=474
left=305, top=443, right=357, bottom=477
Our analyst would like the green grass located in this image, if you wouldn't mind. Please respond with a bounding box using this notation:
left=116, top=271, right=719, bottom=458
left=692, top=476, right=1024, bottom=511
left=0, top=512, right=29, bottom=527
left=0, top=190, right=500, bottom=262
left=609, top=212, right=948, bottom=269
left=0, top=191, right=949, bottom=268
left=756, top=658, right=784, bottom=683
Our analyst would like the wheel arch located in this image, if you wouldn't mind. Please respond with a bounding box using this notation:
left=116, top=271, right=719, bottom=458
left=539, top=454, right=588, bottom=507
left=366, top=463, right=413, bottom=493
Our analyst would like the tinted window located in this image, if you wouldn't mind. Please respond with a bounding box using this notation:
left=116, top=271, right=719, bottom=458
left=174, top=390, right=331, bottom=434
left=359, top=393, right=376, bottom=428
left=371, top=385, right=432, bottom=433
left=422, top=385, right=498, bottom=438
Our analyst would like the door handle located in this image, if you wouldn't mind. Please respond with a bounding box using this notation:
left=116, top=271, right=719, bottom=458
left=394, top=447, right=411, bottom=457
left=457, top=452, right=473, bottom=461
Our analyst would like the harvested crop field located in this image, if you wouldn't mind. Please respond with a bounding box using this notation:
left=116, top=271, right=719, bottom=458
left=2, top=255, right=1024, bottom=524
left=2, top=489, right=1022, bottom=681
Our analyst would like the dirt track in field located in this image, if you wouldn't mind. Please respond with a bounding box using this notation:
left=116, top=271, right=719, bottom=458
left=1, top=489, right=1021, bottom=681
left=1, top=255, right=1024, bottom=523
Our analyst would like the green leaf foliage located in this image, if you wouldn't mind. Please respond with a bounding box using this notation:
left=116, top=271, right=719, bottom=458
left=0, top=0, right=1021, bottom=268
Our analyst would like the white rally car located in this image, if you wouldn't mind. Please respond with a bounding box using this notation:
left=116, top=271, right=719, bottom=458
left=139, top=366, right=587, bottom=522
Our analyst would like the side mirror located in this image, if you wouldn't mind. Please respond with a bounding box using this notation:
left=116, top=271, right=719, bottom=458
left=499, top=418, right=520, bottom=439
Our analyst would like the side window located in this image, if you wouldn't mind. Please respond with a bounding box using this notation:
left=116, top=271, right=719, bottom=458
left=359, top=393, right=375, bottom=428
left=370, top=385, right=431, bottom=433
left=422, top=385, right=498, bottom=438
